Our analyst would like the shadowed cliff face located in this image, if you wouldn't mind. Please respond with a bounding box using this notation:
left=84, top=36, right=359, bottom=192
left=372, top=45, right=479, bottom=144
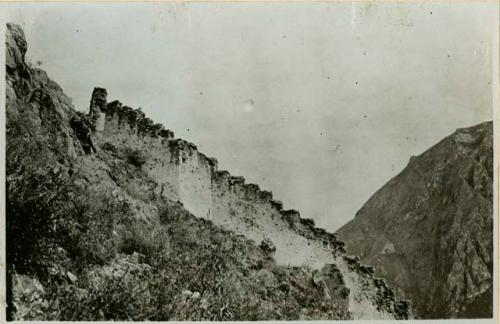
left=338, top=121, right=493, bottom=319
left=6, top=23, right=411, bottom=320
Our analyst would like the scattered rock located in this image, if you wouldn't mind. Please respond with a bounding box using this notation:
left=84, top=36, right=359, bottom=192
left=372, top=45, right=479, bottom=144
left=260, top=238, right=276, bottom=254
left=67, top=271, right=78, bottom=282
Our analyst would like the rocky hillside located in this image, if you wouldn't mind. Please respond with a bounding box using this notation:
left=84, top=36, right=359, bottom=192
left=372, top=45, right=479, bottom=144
left=5, top=23, right=411, bottom=320
left=338, top=121, right=493, bottom=318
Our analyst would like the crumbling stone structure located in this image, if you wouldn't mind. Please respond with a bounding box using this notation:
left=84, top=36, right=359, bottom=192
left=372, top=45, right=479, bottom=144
left=86, top=88, right=412, bottom=320
left=89, top=87, right=107, bottom=131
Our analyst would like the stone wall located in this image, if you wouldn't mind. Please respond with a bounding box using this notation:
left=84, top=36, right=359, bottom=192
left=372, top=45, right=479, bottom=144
left=96, top=94, right=346, bottom=268
left=90, top=88, right=411, bottom=320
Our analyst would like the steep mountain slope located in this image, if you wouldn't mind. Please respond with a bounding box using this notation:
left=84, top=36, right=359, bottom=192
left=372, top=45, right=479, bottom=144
left=338, top=121, right=494, bottom=318
left=5, top=23, right=411, bottom=320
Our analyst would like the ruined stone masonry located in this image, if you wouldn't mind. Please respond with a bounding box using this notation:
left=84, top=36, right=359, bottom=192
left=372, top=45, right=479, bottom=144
left=89, top=87, right=107, bottom=131
left=84, top=87, right=412, bottom=320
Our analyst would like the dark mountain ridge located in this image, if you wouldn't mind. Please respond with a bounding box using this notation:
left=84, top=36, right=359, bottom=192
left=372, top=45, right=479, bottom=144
left=338, top=121, right=493, bottom=318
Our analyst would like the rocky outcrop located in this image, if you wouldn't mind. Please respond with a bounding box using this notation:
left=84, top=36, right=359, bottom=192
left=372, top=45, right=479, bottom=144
left=338, top=122, right=493, bottom=318
left=6, top=23, right=411, bottom=320
left=6, top=23, right=29, bottom=98
left=6, top=23, right=79, bottom=160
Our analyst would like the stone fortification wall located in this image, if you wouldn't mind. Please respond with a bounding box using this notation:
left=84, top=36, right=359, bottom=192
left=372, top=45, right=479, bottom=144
left=90, top=89, right=347, bottom=268
left=88, top=88, right=410, bottom=320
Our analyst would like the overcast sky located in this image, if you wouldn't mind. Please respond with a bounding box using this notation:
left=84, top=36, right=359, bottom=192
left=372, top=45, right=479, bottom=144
left=3, top=2, right=497, bottom=231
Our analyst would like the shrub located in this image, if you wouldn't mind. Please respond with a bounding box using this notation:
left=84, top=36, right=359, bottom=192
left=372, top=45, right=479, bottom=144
left=126, top=149, right=147, bottom=167
left=101, top=142, right=117, bottom=154
left=118, top=220, right=171, bottom=266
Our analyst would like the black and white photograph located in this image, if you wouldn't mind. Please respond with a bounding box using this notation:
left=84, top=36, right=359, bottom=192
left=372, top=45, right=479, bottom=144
left=1, top=1, right=498, bottom=322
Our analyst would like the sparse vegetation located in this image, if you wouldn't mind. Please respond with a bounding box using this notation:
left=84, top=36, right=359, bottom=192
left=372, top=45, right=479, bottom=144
left=6, top=109, right=350, bottom=320
left=7, top=166, right=351, bottom=320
